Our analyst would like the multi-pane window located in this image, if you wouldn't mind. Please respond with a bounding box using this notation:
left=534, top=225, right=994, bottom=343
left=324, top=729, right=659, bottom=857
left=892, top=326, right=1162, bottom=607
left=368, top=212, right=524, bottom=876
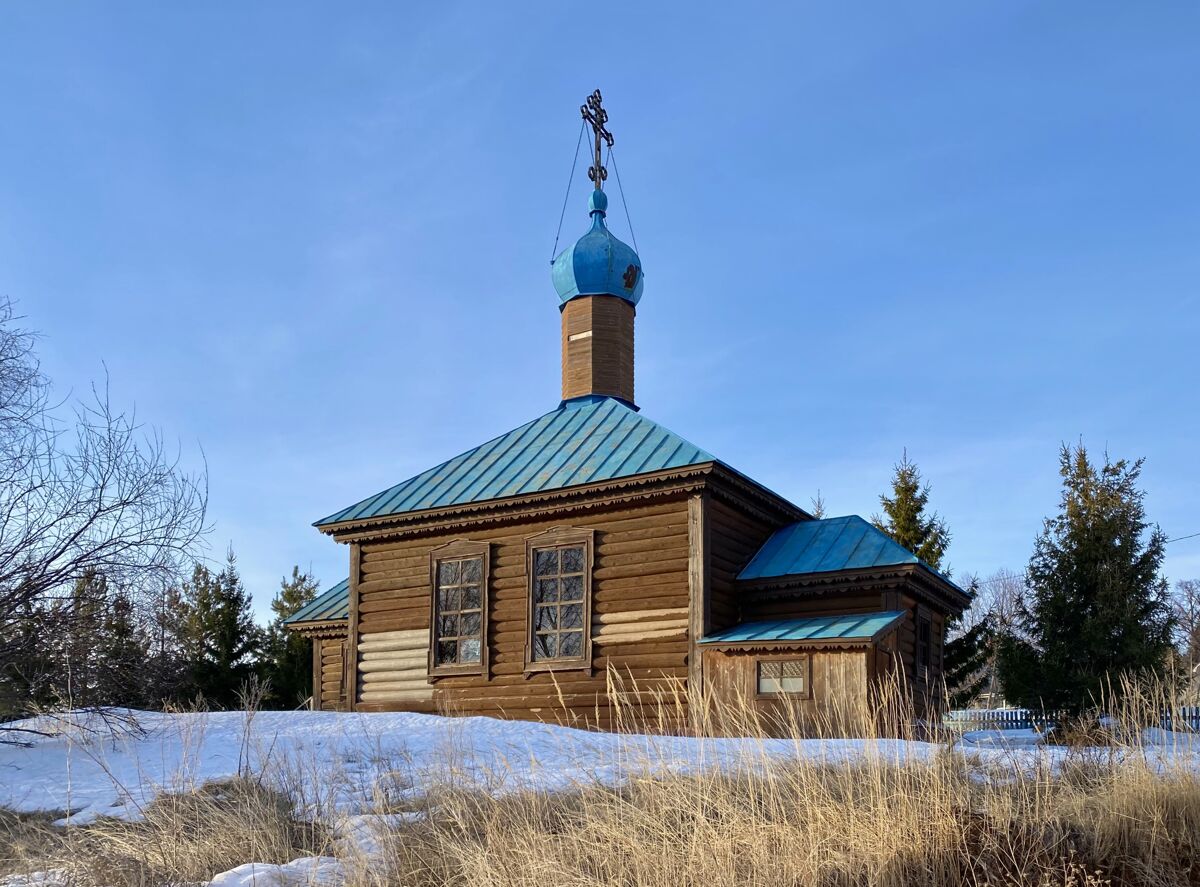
left=524, top=528, right=593, bottom=671
left=429, top=541, right=489, bottom=676
left=531, top=545, right=586, bottom=661
left=757, top=658, right=809, bottom=697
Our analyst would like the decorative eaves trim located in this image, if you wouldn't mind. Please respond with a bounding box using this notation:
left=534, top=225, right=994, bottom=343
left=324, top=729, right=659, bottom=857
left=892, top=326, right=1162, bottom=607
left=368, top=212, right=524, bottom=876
left=285, top=620, right=349, bottom=639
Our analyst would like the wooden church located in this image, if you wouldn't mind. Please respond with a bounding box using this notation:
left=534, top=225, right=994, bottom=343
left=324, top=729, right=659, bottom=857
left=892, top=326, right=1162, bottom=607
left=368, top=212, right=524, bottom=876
left=286, top=93, right=969, bottom=728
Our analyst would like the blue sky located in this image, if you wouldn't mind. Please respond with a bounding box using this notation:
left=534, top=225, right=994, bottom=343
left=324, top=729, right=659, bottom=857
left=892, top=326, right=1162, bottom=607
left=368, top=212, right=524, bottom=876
left=2, top=2, right=1197, bottom=617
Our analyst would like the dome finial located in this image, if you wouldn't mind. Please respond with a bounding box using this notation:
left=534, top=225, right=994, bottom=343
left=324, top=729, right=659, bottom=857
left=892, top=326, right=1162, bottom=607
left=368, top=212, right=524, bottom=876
left=551, top=91, right=643, bottom=307
left=581, top=89, right=613, bottom=191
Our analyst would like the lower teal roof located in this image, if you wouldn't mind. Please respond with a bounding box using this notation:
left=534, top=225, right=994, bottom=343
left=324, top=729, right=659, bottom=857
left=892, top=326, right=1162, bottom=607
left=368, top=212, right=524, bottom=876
left=738, top=515, right=922, bottom=581
left=701, top=611, right=906, bottom=645
left=316, top=397, right=716, bottom=526
left=283, top=578, right=350, bottom=624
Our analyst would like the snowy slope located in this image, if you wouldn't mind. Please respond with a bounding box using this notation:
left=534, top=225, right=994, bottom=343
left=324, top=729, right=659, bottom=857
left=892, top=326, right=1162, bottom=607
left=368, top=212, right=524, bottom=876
left=4, top=709, right=1193, bottom=887
left=1, top=708, right=962, bottom=824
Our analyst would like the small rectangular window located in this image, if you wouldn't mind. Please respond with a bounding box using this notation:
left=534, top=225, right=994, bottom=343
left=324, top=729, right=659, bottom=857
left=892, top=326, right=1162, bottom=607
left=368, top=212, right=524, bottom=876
left=429, top=541, right=489, bottom=676
left=757, top=658, right=809, bottom=697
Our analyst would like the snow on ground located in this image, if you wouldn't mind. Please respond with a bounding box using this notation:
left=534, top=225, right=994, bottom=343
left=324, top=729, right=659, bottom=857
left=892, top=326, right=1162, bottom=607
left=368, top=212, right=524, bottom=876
left=0, top=708, right=960, bottom=825
left=2, top=709, right=1197, bottom=886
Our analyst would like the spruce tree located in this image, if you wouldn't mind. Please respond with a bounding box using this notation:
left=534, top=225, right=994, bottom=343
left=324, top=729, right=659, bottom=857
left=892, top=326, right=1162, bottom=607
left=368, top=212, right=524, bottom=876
left=143, top=583, right=192, bottom=706
left=95, top=588, right=150, bottom=708
left=262, top=567, right=319, bottom=708
left=997, top=444, right=1173, bottom=717
left=59, top=570, right=108, bottom=706
left=180, top=550, right=261, bottom=709
left=944, top=613, right=992, bottom=707
left=874, top=452, right=990, bottom=706
left=872, top=451, right=951, bottom=568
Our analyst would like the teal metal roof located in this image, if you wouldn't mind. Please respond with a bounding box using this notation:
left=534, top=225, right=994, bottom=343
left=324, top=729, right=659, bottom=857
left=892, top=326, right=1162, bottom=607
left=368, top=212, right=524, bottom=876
left=738, top=515, right=922, bottom=581
left=316, top=396, right=715, bottom=526
left=700, top=611, right=906, bottom=645
left=284, top=578, right=350, bottom=624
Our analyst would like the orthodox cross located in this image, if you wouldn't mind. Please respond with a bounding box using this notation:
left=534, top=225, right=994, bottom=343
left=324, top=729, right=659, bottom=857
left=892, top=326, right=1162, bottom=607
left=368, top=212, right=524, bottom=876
left=580, top=89, right=614, bottom=189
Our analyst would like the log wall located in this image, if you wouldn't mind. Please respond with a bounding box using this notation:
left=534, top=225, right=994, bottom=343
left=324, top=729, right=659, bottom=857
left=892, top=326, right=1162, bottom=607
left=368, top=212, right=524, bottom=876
left=349, top=496, right=692, bottom=728
left=705, top=498, right=781, bottom=633
left=313, top=636, right=349, bottom=711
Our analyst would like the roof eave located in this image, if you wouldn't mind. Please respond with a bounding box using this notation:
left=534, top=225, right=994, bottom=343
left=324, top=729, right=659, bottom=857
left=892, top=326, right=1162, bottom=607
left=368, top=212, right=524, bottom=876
left=739, top=562, right=971, bottom=613
left=314, top=462, right=724, bottom=540
left=284, top=619, right=349, bottom=637
left=699, top=637, right=877, bottom=652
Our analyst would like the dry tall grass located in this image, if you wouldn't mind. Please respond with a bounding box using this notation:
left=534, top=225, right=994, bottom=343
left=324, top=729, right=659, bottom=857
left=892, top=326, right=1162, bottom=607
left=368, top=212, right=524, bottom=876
left=0, top=777, right=331, bottom=886
left=3, top=676, right=1199, bottom=887
left=356, top=675, right=1200, bottom=887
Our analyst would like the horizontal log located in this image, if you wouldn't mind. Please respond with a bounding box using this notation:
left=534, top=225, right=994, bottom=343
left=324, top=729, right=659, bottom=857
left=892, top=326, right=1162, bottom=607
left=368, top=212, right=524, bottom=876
left=360, top=649, right=427, bottom=665
left=594, top=560, right=688, bottom=581
left=359, top=629, right=427, bottom=645
left=596, top=532, right=688, bottom=557
left=356, top=703, right=439, bottom=714
left=357, top=574, right=426, bottom=594
left=594, top=546, right=689, bottom=571
left=361, top=671, right=426, bottom=686
left=431, top=689, right=678, bottom=708
left=599, top=523, right=689, bottom=545
left=359, top=659, right=427, bottom=675
left=595, top=607, right=688, bottom=626
left=600, top=662, right=689, bottom=678
left=595, top=594, right=688, bottom=613
left=357, top=640, right=428, bottom=656
left=594, top=573, right=688, bottom=594
left=593, top=627, right=686, bottom=645
left=357, top=615, right=424, bottom=634
left=599, top=642, right=688, bottom=659
left=360, top=690, right=435, bottom=703
left=356, top=596, right=427, bottom=615
left=359, top=678, right=430, bottom=692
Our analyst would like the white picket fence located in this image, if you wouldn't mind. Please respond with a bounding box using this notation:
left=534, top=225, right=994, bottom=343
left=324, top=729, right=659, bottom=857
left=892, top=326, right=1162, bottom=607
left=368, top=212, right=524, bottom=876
left=945, top=706, right=1200, bottom=731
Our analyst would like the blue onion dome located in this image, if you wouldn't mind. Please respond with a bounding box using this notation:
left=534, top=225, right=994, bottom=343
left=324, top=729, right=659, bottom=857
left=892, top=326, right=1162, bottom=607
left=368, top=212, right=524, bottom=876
left=551, top=189, right=643, bottom=307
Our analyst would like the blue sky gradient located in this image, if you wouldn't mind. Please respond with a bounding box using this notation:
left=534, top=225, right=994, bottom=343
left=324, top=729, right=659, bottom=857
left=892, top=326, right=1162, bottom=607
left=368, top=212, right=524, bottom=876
left=2, top=2, right=1197, bottom=615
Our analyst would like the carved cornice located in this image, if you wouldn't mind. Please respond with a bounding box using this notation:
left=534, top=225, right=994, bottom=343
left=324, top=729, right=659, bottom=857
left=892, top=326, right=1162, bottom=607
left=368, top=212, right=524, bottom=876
left=741, top=563, right=970, bottom=614
left=285, top=620, right=348, bottom=639
left=318, top=464, right=718, bottom=543
left=318, top=460, right=808, bottom=546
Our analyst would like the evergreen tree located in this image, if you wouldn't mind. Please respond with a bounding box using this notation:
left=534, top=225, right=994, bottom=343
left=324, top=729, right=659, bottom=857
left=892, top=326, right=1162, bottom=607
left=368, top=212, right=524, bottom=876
left=94, top=588, right=150, bottom=707
left=873, top=452, right=992, bottom=705
left=809, top=491, right=827, bottom=519
left=943, top=613, right=993, bottom=707
left=144, top=583, right=191, bottom=707
left=872, top=451, right=951, bottom=568
left=997, top=444, right=1173, bottom=717
left=0, top=598, right=55, bottom=715
left=58, top=570, right=108, bottom=706
left=180, top=550, right=261, bottom=709
left=262, top=567, right=319, bottom=708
